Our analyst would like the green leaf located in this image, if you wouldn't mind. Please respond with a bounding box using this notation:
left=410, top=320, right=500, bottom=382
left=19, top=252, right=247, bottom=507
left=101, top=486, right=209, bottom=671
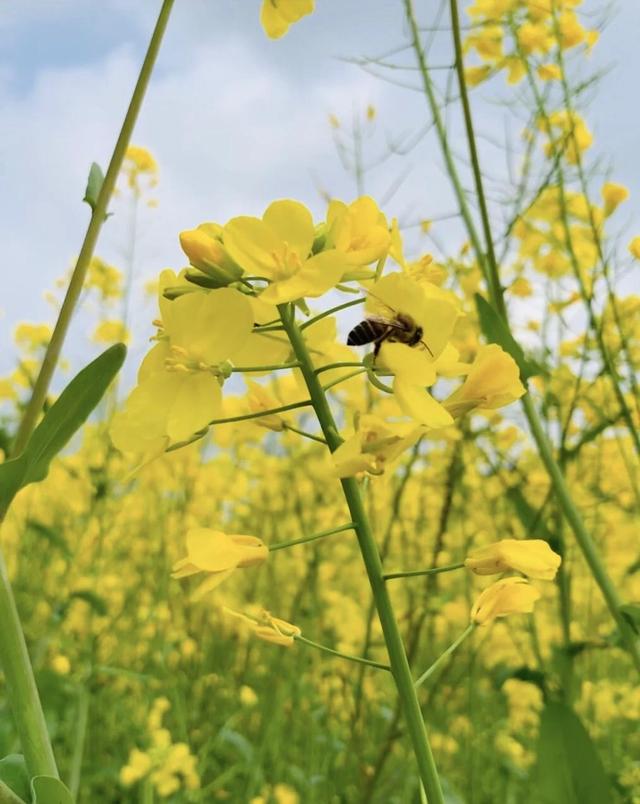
left=0, top=755, right=29, bottom=802
left=620, top=603, right=640, bottom=634
left=533, top=702, right=612, bottom=804
left=0, top=344, right=126, bottom=510
left=30, top=776, right=74, bottom=804
left=474, top=293, right=541, bottom=381
left=82, top=162, right=104, bottom=212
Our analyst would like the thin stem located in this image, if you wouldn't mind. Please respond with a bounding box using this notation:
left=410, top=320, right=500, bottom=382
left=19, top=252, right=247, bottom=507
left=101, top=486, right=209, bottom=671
left=322, top=368, right=367, bottom=392
left=208, top=400, right=312, bottom=426
left=268, top=522, right=355, bottom=552
left=295, top=634, right=391, bottom=672
left=384, top=562, right=465, bottom=581
left=294, top=636, right=391, bottom=671
left=11, top=0, right=176, bottom=457
left=282, top=423, right=327, bottom=444
left=314, top=361, right=364, bottom=375
left=299, top=297, right=367, bottom=330
left=415, top=624, right=475, bottom=689
left=68, top=687, right=90, bottom=798
left=232, top=361, right=300, bottom=373
left=278, top=303, right=445, bottom=804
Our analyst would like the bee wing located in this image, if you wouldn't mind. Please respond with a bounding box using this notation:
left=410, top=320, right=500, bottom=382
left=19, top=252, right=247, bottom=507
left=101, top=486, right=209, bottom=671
left=364, top=287, right=398, bottom=317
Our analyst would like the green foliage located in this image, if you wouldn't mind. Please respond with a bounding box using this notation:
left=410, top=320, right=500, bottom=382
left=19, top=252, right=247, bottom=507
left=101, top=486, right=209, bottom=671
left=0, top=755, right=29, bottom=802
left=620, top=604, right=640, bottom=634
left=0, top=344, right=126, bottom=511
left=30, top=776, right=73, bottom=804
left=533, top=702, right=612, bottom=804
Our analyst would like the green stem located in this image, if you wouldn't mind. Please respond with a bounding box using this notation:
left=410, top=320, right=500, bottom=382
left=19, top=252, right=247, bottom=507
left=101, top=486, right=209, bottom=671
left=278, top=303, right=444, bottom=804
left=282, top=423, right=327, bottom=444
left=384, top=562, right=465, bottom=581
left=209, top=400, right=312, bottom=426
left=299, top=297, right=366, bottom=330
left=68, top=687, right=90, bottom=798
left=0, top=781, right=24, bottom=804
left=415, top=624, right=475, bottom=690
left=0, top=549, right=58, bottom=777
left=232, top=361, right=300, bottom=372
left=11, top=0, right=175, bottom=458
left=321, top=368, right=367, bottom=392
left=294, top=635, right=391, bottom=672
left=314, top=361, right=364, bottom=375
left=268, top=522, right=355, bottom=552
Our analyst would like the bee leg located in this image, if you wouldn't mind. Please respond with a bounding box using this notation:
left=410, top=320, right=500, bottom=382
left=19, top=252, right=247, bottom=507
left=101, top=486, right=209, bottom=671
left=421, top=340, right=434, bottom=357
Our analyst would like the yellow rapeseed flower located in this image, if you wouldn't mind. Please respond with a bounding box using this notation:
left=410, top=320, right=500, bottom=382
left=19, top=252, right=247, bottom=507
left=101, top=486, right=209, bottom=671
left=465, top=539, right=561, bottom=580
left=471, top=578, right=541, bottom=625
left=260, top=0, right=314, bottom=39
left=172, top=528, right=268, bottom=597
left=224, top=200, right=346, bottom=304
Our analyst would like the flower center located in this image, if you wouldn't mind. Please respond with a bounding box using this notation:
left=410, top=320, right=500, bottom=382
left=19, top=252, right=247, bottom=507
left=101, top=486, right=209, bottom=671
left=270, top=242, right=302, bottom=280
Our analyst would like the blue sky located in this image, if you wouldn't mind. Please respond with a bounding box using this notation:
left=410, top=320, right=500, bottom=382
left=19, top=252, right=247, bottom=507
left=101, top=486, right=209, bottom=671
left=1, top=0, right=639, bottom=379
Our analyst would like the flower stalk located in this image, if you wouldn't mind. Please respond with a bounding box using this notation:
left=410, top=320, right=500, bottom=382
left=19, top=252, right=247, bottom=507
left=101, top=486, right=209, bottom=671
left=278, top=302, right=445, bottom=804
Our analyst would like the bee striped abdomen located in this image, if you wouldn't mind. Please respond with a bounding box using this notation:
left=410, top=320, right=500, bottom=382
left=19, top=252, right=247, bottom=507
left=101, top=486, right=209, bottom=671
left=347, top=319, right=390, bottom=346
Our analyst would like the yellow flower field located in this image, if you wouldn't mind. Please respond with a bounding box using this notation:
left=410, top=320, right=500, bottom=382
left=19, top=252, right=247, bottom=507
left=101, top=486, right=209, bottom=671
left=0, top=1, right=639, bottom=802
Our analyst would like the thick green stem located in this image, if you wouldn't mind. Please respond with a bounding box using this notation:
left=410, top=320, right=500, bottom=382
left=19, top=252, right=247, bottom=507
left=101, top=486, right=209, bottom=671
left=278, top=303, right=444, bottom=804
left=0, top=0, right=176, bottom=782
left=0, top=550, right=58, bottom=777
left=68, top=687, right=90, bottom=798
left=11, top=0, right=175, bottom=458
left=404, top=0, right=640, bottom=672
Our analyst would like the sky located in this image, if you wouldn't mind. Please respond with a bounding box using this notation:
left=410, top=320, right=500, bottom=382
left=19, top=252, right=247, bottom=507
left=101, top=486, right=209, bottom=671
left=1, top=0, right=639, bottom=381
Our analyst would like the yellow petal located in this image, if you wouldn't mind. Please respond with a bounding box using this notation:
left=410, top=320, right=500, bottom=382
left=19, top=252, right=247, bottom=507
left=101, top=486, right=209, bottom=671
left=224, top=216, right=282, bottom=277
left=378, top=342, right=436, bottom=386
left=263, top=200, right=315, bottom=261
left=393, top=379, right=454, bottom=428
left=259, top=250, right=346, bottom=304
left=186, top=528, right=242, bottom=572
left=166, top=288, right=254, bottom=365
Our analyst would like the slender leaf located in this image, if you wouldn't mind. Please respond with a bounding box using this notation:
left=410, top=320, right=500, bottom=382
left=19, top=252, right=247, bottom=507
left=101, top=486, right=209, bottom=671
left=474, top=293, right=541, bottom=381
left=533, top=702, right=612, bottom=804
left=0, top=344, right=126, bottom=510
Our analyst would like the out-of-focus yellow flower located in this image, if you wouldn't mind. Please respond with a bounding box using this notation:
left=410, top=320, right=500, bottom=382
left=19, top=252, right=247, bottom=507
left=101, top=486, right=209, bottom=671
left=172, top=528, right=268, bottom=597
left=326, top=196, right=391, bottom=266
left=86, top=256, right=123, bottom=299
left=239, top=685, right=258, bottom=706
left=92, top=320, right=129, bottom=344
left=50, top=654, right=71, bottom=675
left=628, top=237, right=640, bottom=260
left=508, top=277, right=532, bottom=297
left=444, top=344, right=525, bottom=417
left=224, top=200, right=345, bottom=304
left=601, top=182, right=629, bottom=217
left=465, top=65, right=492, bottom=87
left=245, top=381, right=286, bottom=431
left=332, top=415, right=422, bottom=477
left=14, top=323, right=51, bottom=352
left=120, top=749, right=152, bottom=787
left=465, top=539, right=561, bottom=580
left=260, top=0, right=314, bottom=39
left=226, top=608, right=301, bottom=647
left=471, top=578, right=541, bottom=625
left=122, top=145, right=158, bottom=194
left=537, top=63, right=561, bottom=81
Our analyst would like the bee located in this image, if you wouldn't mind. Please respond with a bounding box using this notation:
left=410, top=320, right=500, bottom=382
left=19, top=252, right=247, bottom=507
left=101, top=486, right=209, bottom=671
left=347, top=296, right=433, bottom=360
